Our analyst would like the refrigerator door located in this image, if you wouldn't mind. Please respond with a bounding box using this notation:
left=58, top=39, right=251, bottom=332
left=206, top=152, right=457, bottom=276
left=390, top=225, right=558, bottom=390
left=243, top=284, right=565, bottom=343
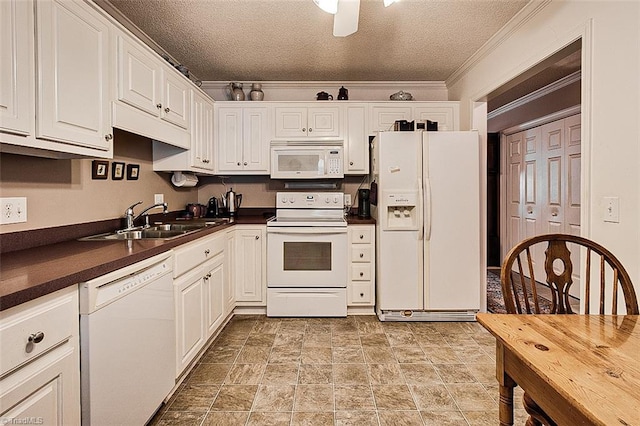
left=375, top=132, right=424, bottom=310
left=423, top=131, right=482, bottom=310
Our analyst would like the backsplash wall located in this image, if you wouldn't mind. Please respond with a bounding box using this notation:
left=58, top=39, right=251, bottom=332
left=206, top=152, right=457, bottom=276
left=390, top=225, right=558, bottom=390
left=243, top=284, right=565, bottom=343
left=0, top=129, right=196, bottom=233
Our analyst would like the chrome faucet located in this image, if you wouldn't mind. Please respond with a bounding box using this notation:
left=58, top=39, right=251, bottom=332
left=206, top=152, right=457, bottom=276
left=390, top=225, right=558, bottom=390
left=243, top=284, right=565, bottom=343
left=123, top=201, right=169, bottom=231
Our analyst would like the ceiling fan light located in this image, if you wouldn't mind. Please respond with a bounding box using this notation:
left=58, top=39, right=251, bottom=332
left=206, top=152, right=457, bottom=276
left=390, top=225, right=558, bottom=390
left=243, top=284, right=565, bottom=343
left=314, top=0, right=339, bottom=14
left=383, top=0, right=398, bottom=7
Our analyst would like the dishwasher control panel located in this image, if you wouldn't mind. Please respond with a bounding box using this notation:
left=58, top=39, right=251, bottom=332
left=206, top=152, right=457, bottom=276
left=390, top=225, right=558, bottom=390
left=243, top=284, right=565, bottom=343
left=79, top=252, right=173, bottom=314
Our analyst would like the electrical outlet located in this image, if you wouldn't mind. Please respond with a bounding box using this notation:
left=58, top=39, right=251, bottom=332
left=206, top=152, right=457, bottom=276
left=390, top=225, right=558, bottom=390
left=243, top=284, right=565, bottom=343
left=344, top=193, right=352, bottom=207
left=154, top=193, right=164, bottom=204
left=1, top=197, right=27, bottom=224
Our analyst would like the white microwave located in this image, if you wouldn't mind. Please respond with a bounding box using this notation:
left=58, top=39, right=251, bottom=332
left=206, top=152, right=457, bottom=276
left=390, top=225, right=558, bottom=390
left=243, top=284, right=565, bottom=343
left=270, top=141, right=344, bottom=179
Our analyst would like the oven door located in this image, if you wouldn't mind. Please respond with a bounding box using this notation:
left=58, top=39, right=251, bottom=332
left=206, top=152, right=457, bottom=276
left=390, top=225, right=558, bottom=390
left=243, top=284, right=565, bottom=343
left=267, top=227, right=348, bottom=288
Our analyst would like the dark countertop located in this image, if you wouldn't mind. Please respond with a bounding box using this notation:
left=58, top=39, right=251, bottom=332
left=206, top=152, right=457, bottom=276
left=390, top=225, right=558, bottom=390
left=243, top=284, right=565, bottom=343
left=0, top=212, right=374, bottom=311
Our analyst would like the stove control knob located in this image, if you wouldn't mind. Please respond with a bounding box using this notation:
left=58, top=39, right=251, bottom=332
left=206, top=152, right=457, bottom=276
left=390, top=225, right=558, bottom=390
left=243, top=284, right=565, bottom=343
left=281, top=196, right=288, bottom=204
left=289, top=197, right=295, bottom=203
left=325, top=197, right=330, bottom=203
left=333, top=196, right=339, bottom=203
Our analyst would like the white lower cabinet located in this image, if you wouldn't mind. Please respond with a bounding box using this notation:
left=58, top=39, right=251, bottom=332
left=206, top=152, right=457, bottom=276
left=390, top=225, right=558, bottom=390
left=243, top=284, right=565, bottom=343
left=234, top=226, right=267, bottom=305
left=0, top=287, right=80, bottom=425
left=348, top=225, right=375, bottom=310
left=173, top=233, right=226, bottom=377
left=224, top=230, right=236, bottom=315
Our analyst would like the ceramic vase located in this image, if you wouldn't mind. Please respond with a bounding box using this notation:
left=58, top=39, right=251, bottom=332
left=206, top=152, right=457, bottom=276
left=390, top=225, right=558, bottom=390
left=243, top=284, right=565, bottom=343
left=250, top=83, right=264, bottom=101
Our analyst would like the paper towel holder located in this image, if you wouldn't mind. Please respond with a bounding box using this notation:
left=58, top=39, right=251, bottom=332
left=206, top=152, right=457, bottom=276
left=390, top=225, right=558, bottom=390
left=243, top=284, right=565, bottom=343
left=171, top=171, right=198, bottom=188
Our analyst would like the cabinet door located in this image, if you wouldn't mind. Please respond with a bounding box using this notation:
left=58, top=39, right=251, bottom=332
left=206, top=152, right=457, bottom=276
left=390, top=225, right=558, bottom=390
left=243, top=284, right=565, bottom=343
left=344, top=104, right=368, bottom=174
left=191, top=90, right=214, bottom=170
left=235, top=227, right=266, bottom=303
left=36, top=0, right=111, bottom=150
left=175, top=267, right=206, bottom=375
left=161, top=68, right=190, bottom=130
left=0, top=0, right=33, bottom=136
left=413, top=103, right=459, bottom=131
left=274, top=107, right=307, bottom=138
left=308, top=106, right=340, bottom=137
left=116, top=34, right=161, bottom=117
left=203, top=255, right=225, bottom=337
left=370, top=105, right=412, bottom=133
left=216, top=107, right=244, bottom=172
left=242, top=107, right=270, bottom=172
left=224, top=230, right=236, bottom=316
left=0, top=345, right=80, bottom=426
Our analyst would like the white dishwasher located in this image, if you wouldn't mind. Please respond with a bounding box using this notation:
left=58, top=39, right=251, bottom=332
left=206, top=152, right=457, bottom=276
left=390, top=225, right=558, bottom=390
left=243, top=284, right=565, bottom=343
left=79, top=252, right=175, bottom=426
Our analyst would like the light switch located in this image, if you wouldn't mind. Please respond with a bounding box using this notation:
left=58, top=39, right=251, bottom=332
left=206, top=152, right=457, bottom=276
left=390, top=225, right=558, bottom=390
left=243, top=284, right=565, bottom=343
left=603, top=197, right=619, bottom=223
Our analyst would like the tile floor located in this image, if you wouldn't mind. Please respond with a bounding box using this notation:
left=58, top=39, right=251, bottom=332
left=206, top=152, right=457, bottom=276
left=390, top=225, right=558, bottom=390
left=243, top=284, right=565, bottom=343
left=149, top=315, right=528, bottom=426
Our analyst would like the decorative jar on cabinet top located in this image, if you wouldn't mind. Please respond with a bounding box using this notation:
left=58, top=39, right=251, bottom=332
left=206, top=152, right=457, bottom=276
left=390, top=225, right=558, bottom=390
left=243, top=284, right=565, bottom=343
left=249, top=83, right=264, bottom=101
left=229, top=82, right=245, bottom=101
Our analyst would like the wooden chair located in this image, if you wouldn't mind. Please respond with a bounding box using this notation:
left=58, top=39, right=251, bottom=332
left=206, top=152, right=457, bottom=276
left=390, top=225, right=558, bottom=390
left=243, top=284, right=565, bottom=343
left=500, top=233, right=639, bottom=426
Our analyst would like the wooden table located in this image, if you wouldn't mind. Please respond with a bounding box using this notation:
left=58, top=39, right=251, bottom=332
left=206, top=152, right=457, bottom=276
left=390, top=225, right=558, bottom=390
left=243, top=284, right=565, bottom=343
left=476, top=313, right=640, bottom=426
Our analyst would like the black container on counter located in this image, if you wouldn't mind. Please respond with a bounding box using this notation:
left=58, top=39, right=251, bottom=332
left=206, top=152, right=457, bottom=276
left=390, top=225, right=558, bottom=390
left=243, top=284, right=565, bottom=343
left=358, top=189, right=371, bottom=219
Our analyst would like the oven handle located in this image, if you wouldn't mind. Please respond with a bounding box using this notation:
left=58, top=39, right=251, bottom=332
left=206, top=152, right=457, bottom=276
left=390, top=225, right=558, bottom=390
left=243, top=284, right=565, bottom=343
left=267, top=227, right=348, bottom=235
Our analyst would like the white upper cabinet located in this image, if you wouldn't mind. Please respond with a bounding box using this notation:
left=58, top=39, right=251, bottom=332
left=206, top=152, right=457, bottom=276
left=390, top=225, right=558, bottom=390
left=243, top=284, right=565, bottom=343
left=369, top=102, right=459, bottom=133
left=344, top=104, right=369, bottom=174
left=274, top=105, right=340, bottom=138
left=0, top=0, right=33, bottom=137
left=113, top=30, right=190, bottom=149
left=36, top=0, right=112, bottom=151
left=216, top=105, right=270, bottom=174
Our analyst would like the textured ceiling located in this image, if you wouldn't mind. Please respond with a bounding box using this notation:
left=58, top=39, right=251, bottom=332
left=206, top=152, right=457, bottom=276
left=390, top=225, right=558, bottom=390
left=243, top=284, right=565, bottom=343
left=105, top=0, right=530, bottom=82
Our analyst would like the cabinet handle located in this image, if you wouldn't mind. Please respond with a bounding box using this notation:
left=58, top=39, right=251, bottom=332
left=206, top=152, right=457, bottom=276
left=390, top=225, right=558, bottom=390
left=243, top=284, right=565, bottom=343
left=244, top=162, right=248, bottom=166
left=359, top=272, right=364, bottom=277
left=309, top=128, right=313, bottom=132
left=302, top=128, right=306, bottom=132
left=164, top=107, right=170, bottom=113
left=203, top=159, right=210, bottom=163
left=204, top=249, right=210, bottom=255
left=551, top=212, right=558, bottom=217
left=204, top=273, right=211, bottom=279
left=359, top=234, right=364, bottom=239
left=359, top=253, right=364, bottom=258
left=156, top=103, right=162, bottom=109
left=360, top=293, right=364, bottom=297
left=255, top=235, right=260, bottom=240
left=350, top=162, right=354, bottom=166
left=28, top=331, right=45, bottom=344
left=104, top=134, right=113, bottom=141
left=237, top=162, right=241, bottom=166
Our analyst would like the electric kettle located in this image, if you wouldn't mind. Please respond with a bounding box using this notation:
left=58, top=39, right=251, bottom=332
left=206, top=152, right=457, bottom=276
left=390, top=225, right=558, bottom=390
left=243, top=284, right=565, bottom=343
left=223, top=188, right=242, bottom=217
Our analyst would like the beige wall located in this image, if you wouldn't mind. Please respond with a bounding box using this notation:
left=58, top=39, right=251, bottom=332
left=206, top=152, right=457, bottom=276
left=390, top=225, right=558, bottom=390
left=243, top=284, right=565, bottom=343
left=0, top=129, right=197, bottom=233
left=448, top=0, right=640, bottom=307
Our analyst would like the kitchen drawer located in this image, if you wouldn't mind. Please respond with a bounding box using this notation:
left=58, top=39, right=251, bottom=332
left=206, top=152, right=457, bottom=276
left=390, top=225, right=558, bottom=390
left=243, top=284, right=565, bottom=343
left=351, top=246, right=372, bottom=262
left=350, top=227, right=372, bottom=244
left=349, top=282, right=373, bottom=304
left=351, top=264, right=372, bottom=281
left=0, top=287, right=77, bottom=377
left=173, top=233, right=225, bottom=278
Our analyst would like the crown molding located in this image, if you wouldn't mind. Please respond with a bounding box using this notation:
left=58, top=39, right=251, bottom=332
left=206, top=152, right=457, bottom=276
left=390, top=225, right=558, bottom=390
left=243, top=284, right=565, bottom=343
left=200, top=81, right=447, bottom=90
left=446, top=0, right=552, bottom=87
left=487, top=70, right=581, bottom=120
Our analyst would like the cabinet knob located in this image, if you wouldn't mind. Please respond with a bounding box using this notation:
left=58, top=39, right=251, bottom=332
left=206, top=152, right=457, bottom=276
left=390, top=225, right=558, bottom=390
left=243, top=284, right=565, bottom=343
left=302, top=128, right=306, bottom=132
left=359, top=272, right=364, bottom=277
left=204, top=249, right=210, bottom=255
left=360, top=293, right=364, bottom=297
left=255, top=235, right=260, bottom=240
left=551, top=212, right=558, bottom=217
left=244, top=162, right=248, bottom=166
left=28, top=331, right=45, bottom=344
left=350, top=162, right=354, bottom=166
left=105, top=133, right=113, bottom=141
left=204, top=273, right=211, bottom=279
left=203, top=159, right=210, bottom=163
left=308, top=128, right=313, bottom=132
left=164, top=107, right=170, bottom=113
left=237, top=162, right=241, bottom=166
left=359, top=253, right=364, bottom=258
left=359, top=234, right=364, bottom=239
left=156, top=103, right=162, bottom=109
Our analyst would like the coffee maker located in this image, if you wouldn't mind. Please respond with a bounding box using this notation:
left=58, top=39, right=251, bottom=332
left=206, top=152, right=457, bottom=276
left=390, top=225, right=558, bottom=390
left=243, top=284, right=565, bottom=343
left=358, top=189, right=371, bottom=219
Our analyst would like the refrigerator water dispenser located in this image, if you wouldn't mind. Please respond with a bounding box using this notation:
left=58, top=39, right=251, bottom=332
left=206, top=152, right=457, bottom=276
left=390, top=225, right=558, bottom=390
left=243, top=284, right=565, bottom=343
left=383, top=191, right=418, bottom=230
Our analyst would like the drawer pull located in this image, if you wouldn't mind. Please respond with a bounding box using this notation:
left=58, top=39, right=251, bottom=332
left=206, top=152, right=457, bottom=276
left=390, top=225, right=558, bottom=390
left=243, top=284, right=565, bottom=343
left=255, top=235, right=260, bottom=240
left=359, top=253, right=364, bottom=258
left=164, top=107, right=171, bottom=113
left=204, top=249, right=210, bottom=255
left=359, top=272, right=364, bottom=277
left=28, top=331, right=45, bottom=344
left=360, top=293, right=364, bottom=297
left=204, top=273, right=212, bottom=279
left=359, top=234, right=364, bottom=239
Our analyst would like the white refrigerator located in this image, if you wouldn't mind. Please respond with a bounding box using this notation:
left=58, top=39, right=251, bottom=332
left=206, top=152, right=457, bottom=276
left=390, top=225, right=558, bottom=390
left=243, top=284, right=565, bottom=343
left=371, top=131, right=483, bottom=321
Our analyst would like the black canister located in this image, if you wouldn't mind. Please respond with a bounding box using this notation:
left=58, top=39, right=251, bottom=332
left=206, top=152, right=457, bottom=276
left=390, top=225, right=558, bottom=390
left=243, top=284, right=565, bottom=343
left=358, top=189, right=371, bottom=219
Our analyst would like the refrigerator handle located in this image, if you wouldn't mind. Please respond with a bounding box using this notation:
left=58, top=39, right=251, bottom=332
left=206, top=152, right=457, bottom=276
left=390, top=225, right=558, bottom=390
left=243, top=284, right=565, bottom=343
left=418, top=178, right=424, bottom=240
left=425, top=177, right=432, bottom=241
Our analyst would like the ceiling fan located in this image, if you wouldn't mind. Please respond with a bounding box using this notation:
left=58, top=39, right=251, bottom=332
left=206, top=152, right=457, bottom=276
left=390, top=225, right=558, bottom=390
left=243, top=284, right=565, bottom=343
left=314, top=0, right=399, bottom=37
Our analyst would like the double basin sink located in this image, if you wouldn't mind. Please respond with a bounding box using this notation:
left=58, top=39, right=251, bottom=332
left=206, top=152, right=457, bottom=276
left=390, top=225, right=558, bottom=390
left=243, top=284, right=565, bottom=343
left=80, top=219, right=229, bottom=241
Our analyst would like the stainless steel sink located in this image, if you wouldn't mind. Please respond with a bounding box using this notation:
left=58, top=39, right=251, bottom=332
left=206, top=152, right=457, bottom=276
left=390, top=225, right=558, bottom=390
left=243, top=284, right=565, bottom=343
left=79, top=218, right=230, bottom=241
